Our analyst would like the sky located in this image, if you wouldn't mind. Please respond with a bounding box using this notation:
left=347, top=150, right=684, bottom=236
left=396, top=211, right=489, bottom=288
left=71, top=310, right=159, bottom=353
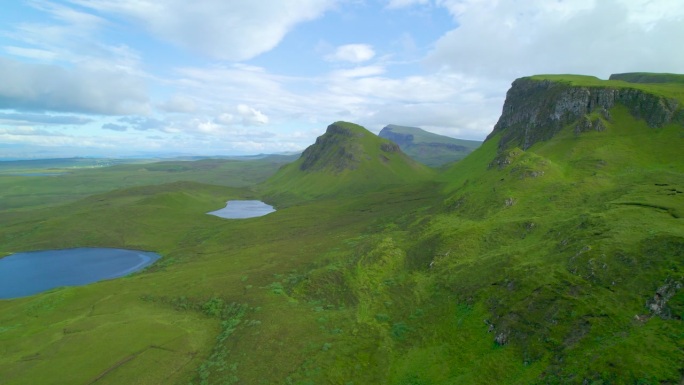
left=1, top=0, right=683, bottom=159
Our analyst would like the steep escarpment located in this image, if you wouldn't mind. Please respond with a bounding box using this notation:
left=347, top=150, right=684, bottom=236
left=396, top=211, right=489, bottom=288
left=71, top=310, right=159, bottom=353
left=379, top=124, right=481, bottom=167
left=487, top=75, right=684, bottom=151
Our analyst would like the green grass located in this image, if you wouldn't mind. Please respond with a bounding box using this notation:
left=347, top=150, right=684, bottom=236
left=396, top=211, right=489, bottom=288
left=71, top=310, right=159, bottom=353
left=609, top=72, right=684, bottom=85
left=0, top=157, right=291, bottom=211
left=530, top=74, right=684, bottom=104
left=0, top=77, right=683, bottom=384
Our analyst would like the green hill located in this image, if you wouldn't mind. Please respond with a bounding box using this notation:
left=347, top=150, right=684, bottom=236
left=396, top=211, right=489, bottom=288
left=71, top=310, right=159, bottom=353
left=433, top=73, right=684, bottom=383
left=0, top=74, right=683, bottom=384
left=261, top=121, right=435, bottom=203
left=379, top=124, right=481, bottom=167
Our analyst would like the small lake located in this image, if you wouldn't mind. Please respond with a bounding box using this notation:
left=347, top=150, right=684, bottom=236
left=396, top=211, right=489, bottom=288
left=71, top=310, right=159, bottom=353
left=208, top=200, right=276, bottom=219
left=0, top=248, right=160, bottom=299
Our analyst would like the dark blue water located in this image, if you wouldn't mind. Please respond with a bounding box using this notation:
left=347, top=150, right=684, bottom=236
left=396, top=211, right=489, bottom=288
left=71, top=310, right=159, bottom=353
left=208, top=200, right=275, bottom=219
left=0, top=248, right=160, bottom=299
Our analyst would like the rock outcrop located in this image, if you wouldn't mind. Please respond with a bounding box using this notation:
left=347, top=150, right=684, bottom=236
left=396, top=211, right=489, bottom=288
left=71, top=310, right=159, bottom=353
left=486, top=76, right=684, bottom=151
left=299, top=122, right=365, bottom=173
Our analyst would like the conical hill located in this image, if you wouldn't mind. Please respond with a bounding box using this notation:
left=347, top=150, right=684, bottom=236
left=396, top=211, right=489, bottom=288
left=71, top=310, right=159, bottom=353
left=261, top=121, right=434, bottom=203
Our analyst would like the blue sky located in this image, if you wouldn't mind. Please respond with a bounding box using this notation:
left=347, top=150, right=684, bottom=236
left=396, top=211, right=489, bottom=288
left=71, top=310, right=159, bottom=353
left=1, top=0, right=683, bottom=158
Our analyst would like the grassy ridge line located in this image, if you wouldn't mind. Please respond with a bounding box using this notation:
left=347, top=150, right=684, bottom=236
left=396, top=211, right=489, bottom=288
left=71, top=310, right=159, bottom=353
left=382, top=124, right=482, bottom=147
left=530, top=74, right=684, bottom=103
left=609, top=72, right=684, bottom=85
left=380, top=124, right=482, bottom=167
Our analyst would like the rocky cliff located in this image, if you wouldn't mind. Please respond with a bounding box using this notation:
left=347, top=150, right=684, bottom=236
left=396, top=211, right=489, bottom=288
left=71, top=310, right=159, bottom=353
left=486, top=75, right=684, bottom=151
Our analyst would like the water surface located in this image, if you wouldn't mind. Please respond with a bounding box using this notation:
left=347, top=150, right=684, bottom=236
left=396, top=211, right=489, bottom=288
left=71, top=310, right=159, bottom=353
left=0, top=248, right=160, bottom=299
left=208, top=200, right=275, bottom=219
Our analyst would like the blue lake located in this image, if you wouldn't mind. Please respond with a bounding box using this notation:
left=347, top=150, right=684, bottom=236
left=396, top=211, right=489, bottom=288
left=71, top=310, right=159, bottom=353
left=0, top=248, right=160, bottom=299
left=208, top=200, right=276, bottom=219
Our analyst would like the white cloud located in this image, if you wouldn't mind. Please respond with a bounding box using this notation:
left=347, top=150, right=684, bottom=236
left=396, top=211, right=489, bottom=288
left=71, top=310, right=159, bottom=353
left=0, top=57, right=150, bottom=115
left=326, top=44, right=376, bottom=63
left=3, top=46, right=58, bottom=61
left=237, top=104, right=269, bottom=126
left=427, top=0, right=684, bottom=79
left=70, top=0, right=337, bottom=61
left=196, top=119, right=222, bottom=134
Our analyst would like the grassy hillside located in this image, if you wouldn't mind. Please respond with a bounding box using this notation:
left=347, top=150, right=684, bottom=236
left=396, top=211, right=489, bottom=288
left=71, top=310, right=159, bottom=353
left=0, top=75, right=683, bottom=384
left=261, top=121, right=435, bottom=204
left=379, top=124, right=481, bottom=167
left=609, top=72, right=684, bottom=85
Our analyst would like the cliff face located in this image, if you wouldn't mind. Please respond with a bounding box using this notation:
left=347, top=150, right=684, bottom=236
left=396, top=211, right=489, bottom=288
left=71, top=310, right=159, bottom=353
left=487, top=77, right=684, bottom=151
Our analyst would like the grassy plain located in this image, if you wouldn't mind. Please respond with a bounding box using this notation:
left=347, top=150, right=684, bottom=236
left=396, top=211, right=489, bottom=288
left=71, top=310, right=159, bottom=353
left=0, top=156, right=293, bottom=211
left=0, top=79, right=683, bottom=384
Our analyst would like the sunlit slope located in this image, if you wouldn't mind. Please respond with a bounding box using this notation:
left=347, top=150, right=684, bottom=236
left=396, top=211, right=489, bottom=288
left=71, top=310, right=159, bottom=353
left=422, top=75, right=684, bottom=383
left=261, top=121, right=434, bottom=203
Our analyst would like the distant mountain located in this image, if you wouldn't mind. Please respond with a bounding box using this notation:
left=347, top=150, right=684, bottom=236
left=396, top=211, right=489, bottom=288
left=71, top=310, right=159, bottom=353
left=261, top=121, right=434, bottom=203
left=378, top=124, right=481, bottom=167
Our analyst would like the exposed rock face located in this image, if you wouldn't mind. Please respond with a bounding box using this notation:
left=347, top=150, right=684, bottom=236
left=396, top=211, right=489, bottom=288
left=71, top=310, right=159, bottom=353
left=380, top=142, right=400, bottom=153
left=486, top=77, right=684, bottom=151
left=299, top=123, right=364, bottom=173
left=647, top=279, right=683, bottom=319
left=381, top=130, right=414, bottom=147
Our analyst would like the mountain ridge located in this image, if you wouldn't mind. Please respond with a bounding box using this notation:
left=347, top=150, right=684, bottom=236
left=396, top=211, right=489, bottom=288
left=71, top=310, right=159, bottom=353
left=379, top=124, right=481, bottom=166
